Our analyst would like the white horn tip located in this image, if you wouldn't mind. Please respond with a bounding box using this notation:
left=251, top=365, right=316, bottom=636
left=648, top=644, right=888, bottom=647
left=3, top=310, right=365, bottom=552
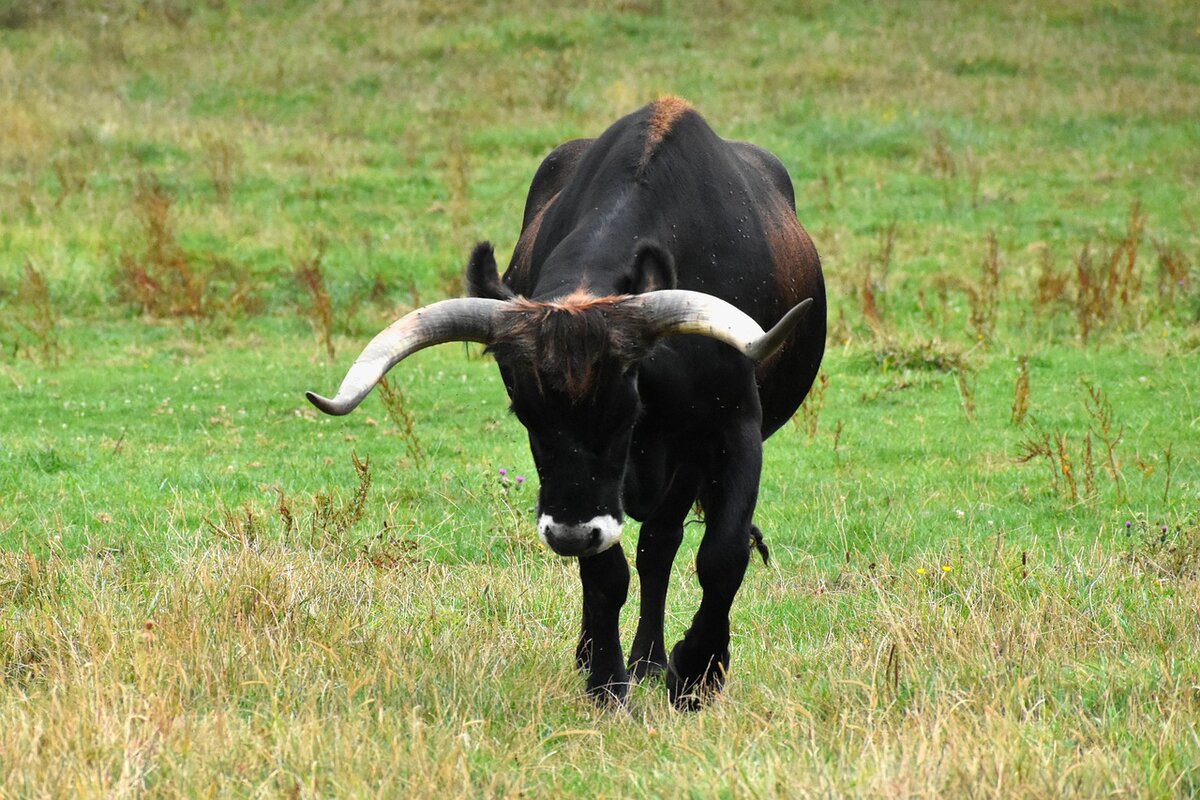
left=746, top=297, right=815, bottom=362
left=306, top=390, right=354, bottom=416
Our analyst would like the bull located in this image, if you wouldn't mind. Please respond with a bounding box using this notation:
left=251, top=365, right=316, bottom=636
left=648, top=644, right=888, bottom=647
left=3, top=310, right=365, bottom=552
left=307, top=97, right=826, bottom=708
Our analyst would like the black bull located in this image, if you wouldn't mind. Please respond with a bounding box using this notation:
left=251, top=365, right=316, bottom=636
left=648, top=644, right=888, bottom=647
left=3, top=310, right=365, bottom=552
left=307, top=98, right=826, bottom=708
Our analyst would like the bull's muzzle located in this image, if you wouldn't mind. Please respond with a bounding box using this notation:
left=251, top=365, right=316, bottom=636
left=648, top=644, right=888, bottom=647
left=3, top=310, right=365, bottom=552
left=537, top=514, right=623, bottom=558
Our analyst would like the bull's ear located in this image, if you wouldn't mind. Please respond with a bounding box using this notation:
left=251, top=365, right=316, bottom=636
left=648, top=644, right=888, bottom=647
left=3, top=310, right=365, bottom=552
left=623, top=240, right=677, bottom=295
left=466, top=241, right=516, bottom=300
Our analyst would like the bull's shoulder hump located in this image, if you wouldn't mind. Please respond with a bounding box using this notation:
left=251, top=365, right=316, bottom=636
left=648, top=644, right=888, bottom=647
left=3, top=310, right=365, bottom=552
left=727, top=140, right=797, bottom=210
left=521, top=138, right=596, bottom=229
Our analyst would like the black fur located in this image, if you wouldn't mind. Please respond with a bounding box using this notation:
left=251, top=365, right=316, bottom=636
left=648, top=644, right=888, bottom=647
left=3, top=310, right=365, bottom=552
left=465, top=242, right=516, bottom=301
left=471, top=100, right=825, bottom=708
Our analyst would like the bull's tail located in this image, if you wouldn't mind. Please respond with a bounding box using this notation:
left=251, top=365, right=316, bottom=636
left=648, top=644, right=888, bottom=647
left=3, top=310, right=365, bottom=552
left=749, top=524, right=770, bottom=566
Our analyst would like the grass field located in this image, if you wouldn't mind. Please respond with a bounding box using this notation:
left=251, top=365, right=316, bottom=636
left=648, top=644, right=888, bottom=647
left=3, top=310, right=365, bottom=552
left=2, top=0, right=1199, bottom=796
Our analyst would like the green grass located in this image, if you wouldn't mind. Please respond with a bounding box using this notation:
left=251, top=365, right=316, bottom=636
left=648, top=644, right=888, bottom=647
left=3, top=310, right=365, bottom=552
left=2, top=0, right=1200, bottom=796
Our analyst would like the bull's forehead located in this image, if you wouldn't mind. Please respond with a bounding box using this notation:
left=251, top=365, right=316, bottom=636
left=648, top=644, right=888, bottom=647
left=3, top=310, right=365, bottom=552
left=490, top=296, right=651, bottom=400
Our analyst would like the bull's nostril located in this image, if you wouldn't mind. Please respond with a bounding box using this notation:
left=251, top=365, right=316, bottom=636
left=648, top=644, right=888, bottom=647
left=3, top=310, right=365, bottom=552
left=589, top=527, right=601, bottom=546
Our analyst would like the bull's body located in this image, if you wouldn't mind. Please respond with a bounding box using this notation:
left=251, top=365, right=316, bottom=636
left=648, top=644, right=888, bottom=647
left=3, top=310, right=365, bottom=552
left=310, top=98, right=825, bottom=707
left=475, top=98, right=825, bottom=706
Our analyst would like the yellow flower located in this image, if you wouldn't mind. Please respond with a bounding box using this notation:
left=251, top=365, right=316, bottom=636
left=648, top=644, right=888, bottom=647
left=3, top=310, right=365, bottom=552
left=916, top=568, right=926, bottom=575
left=943, top=565, right=952, bottom=572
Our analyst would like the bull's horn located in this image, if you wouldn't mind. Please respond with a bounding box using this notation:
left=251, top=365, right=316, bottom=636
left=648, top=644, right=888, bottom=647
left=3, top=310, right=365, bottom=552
left=305, top=297, right=506, bottom=416
left=633, top=290, right=814, bottom=362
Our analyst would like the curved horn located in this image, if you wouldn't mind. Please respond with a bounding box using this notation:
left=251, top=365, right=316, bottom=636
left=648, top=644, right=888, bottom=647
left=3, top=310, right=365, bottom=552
left=633, top=289, right=814, bottom=362
left=305, top=297, right=506, bottom=416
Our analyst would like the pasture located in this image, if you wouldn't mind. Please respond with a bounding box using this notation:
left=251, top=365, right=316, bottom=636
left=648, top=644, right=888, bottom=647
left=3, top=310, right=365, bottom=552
left=2, top=0, right=1199, bottom=796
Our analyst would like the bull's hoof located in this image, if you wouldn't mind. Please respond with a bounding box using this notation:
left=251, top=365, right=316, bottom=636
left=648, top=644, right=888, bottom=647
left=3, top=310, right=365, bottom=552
left=666, top=642, right=728, bottom=711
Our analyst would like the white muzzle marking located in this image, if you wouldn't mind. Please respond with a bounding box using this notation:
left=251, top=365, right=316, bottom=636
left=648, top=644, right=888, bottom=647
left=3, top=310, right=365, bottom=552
left=537, top=514, right=623, bottom=556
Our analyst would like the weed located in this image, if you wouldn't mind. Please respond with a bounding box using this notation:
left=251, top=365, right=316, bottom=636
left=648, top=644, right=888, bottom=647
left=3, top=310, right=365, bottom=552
left=1082, top=380, right=1125, bottom=499
left=116, top=174, right=207, bottom=318
left=926, top=127, right=957, bottom=209
left=879, top=641, right=901, bottom=697
left=309, top=453, right=372, bottom=545
left=1074, top=200, right=1147, bottom=342
left=114, top=174, right=262, bottom=320
left=966, top=232, right=1001, bottom=345
left=1054, top=430, right=1079, bottom=502
left=377, top=377, right=428, bottom=466
left=1010, top=356, right=1030, bottom=426
left=207, top=255, right=266, bottom=317
left=294, top=248, right=336, bottom=360
left=1082, top=431, right=1097, bottom=503
left=859, top=220, right=897, bottom=336
left=205, top=503, right=264, bottom=547
left=1017, top=422, right=1077, bottom=502
left=1074, top=242, right=1104, bottom=343
left=859, top=271, right=883, bottom=334
left=1016, top=381, right=1128, bottom=505
left=14, top=261, right=60, bottom=367
left=276, top=489, right=296, bottom=537
left=1110, top=199, right=1145, bottom=308
left=209, top=455, right=376, bottom=552
left=916, top=283, right=949, bottom=335
left=795, top=371, right=830, bottom=439
left=955, top=363, right=977, bottom=423
left=1154, top=241, right=1194, bottom=317
left=354, top=529, right=420, bottom=570
left=1162, top=444, right=1175, bottom=505
left=1034, top=246, right=1071, bottom=318
left=1131, top=517, right=1200, bottom=582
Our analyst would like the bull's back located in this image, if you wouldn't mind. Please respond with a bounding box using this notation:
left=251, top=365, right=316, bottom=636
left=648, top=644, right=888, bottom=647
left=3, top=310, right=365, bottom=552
left=644, top=121, right=825, bottom=439
left=508, top=101, right=826, bottom=438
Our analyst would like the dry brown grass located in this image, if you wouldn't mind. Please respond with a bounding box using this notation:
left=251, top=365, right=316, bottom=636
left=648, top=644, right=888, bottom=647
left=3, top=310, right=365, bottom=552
left=3, top=533, right=1199, bottom=797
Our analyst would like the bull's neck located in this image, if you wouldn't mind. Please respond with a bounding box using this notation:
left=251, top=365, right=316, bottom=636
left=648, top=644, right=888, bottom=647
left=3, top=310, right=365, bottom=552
left=531, top=188, right=664, bottom=301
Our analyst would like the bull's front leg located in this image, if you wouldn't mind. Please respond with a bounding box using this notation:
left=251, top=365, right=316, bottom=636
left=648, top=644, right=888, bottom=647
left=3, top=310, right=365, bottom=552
left=667, top=421, right=761, bottom=711
left=576, top=544, right=630, bottom=705
left=627, top=467, right=699, bottom=681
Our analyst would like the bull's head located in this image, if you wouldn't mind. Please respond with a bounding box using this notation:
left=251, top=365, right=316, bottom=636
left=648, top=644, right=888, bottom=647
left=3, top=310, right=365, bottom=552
left=306, top=244, right=812, bottom=558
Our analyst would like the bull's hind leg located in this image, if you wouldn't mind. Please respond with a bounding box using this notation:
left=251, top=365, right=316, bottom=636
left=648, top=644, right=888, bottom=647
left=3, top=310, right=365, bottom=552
left=627, top=469, right=700, bottom=681
left=667, top=422, right=761, bottom=710
left=577, top=544, right=631, bottom=705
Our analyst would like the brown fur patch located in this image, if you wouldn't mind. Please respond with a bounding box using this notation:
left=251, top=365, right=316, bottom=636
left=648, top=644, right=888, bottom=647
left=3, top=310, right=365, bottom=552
left=507, top=291, right=624, bottom=316
left=511, top=191, right=560, bottom=281
left=489, top=294, right=652, bottom=400
left=765, top=196, right=819, bottom=308
left=638, top=96, right=693, bottom=177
